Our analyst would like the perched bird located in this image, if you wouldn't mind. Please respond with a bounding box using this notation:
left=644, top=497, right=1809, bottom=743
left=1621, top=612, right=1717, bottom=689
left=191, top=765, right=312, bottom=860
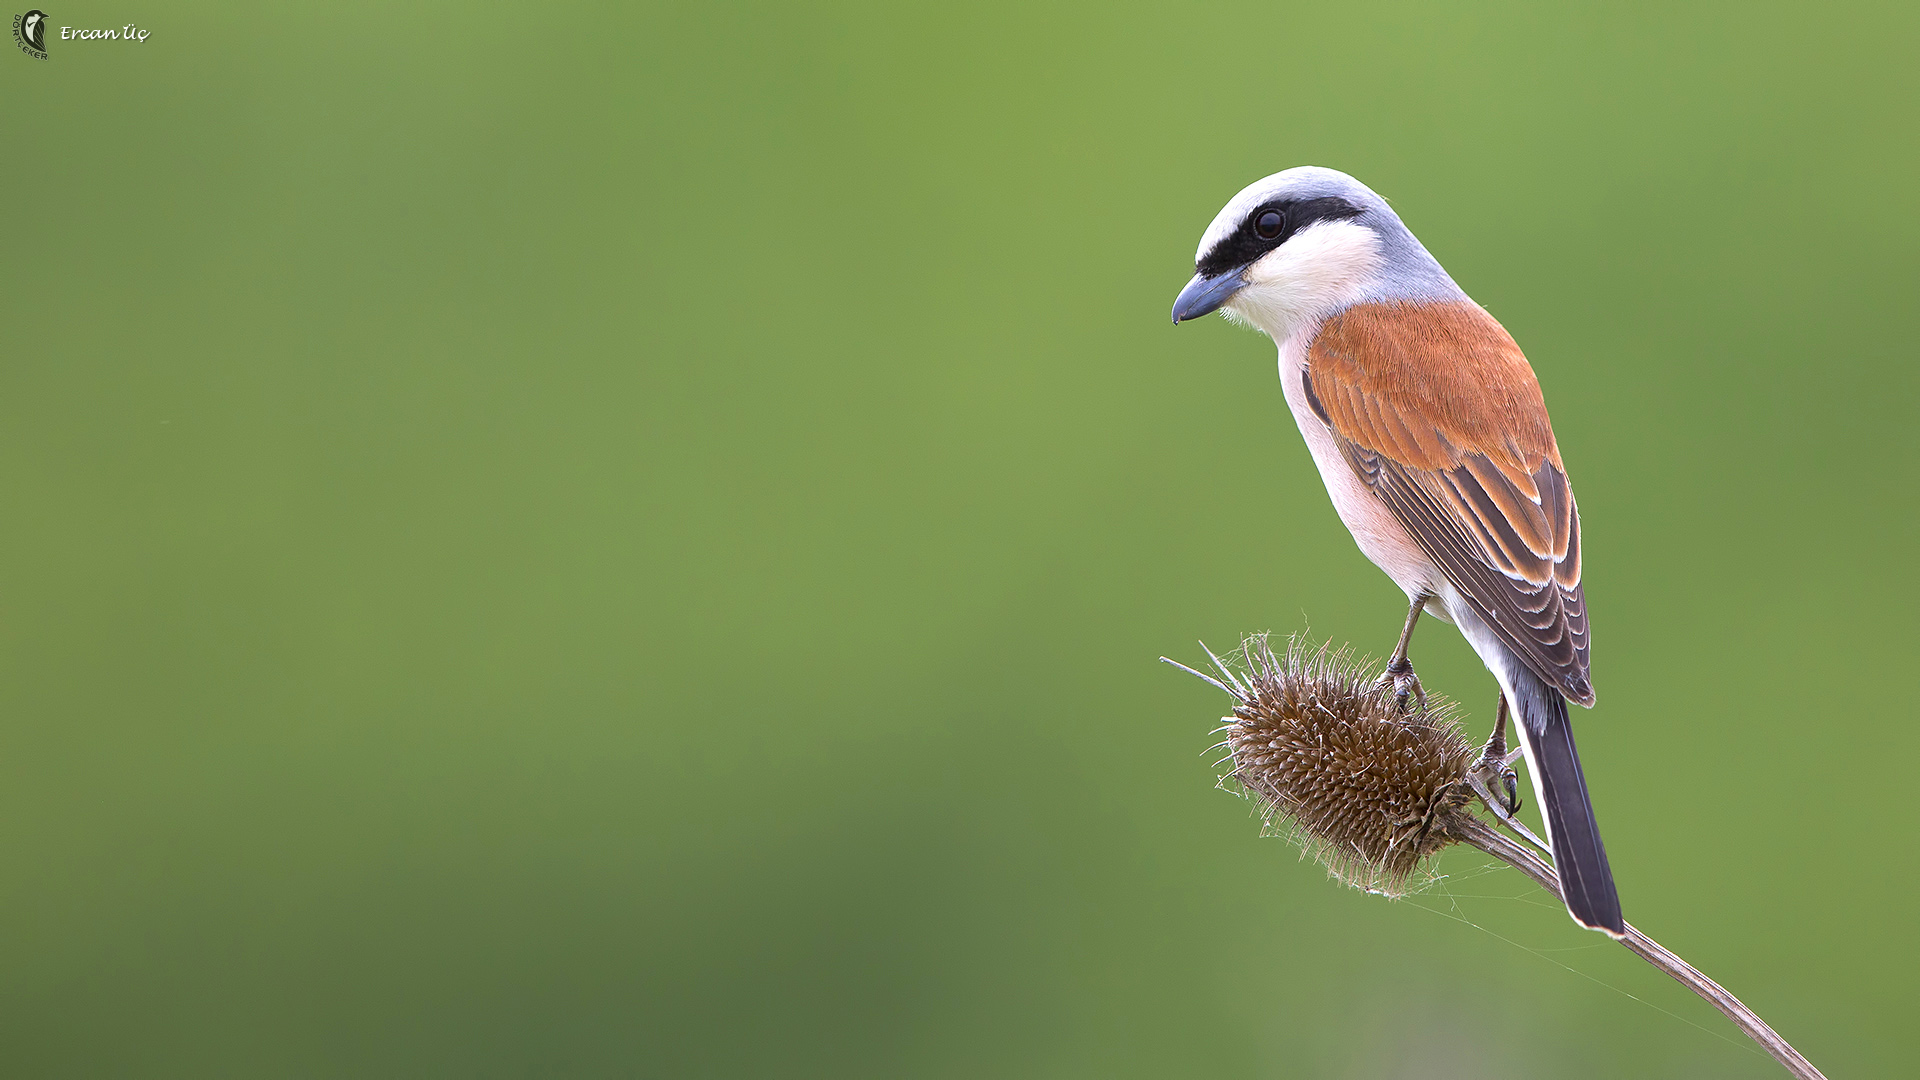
left=1170, top=167, right=1621, bottom=935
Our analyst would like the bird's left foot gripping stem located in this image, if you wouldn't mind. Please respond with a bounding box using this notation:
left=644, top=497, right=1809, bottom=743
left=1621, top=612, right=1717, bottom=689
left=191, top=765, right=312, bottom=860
left=1467, top=694, right=1550, bottom=851
left=1467, top=695, right=1522, bottom=814
left=1378, top=594, right=1428, bottom=712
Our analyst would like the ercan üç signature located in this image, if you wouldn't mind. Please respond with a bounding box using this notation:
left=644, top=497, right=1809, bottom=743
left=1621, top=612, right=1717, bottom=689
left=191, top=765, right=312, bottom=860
left=61, top=24, right=151, bottom=42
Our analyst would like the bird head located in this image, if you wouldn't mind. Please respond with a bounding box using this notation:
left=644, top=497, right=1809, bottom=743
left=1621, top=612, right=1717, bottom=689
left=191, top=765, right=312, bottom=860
left=1170, top=167, right=1456, bottom=340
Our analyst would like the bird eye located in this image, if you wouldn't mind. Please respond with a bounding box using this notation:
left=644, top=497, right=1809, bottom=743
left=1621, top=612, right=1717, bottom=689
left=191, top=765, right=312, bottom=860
left=1254, top=209, right=1286, bottom=240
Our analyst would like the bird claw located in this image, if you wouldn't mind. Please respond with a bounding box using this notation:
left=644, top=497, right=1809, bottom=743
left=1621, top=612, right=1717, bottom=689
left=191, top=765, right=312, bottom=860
left=1377, top=657, right=1425, bottom=713
left=1468, top=756, right=1522, bottom=816
left=1468, top=694, right=1522, bottom=815
left=1467, top=697, right=1548, bottom=852
left=1466, top=752, right=1532, bottom=845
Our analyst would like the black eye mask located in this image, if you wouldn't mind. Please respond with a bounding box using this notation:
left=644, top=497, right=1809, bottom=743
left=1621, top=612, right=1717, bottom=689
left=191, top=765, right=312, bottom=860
left=1195, top=196, right=1365, bottom=278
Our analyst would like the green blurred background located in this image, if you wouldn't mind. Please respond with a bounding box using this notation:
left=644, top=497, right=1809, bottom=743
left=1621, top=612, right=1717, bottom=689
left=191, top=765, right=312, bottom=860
left=1, top=2, right=1913, bottom=1075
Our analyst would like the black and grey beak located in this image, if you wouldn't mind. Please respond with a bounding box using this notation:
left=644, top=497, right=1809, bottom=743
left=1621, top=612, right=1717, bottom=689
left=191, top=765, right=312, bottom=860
left=1170, top=269, right=1247, bottom=324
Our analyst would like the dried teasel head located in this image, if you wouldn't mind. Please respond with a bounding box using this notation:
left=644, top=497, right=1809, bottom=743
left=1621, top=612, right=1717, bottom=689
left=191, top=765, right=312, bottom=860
left=1167, top=638, right=1833, bottom=1078
left=1171, top=633, right=1480, bottom=896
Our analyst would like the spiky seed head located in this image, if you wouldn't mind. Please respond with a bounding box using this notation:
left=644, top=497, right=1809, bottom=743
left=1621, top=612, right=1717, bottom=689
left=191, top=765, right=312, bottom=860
left=1188, top=634, right=1479, bottom=896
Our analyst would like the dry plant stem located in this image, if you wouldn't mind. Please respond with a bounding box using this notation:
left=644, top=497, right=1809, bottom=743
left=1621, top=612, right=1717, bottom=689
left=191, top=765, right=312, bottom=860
left=1457, top=816, right=1826, bottom=1080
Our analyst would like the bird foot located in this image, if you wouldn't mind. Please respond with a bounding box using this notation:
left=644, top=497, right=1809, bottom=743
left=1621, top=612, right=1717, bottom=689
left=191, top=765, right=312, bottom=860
left=1466, top=748, right=1523, bottom=817
left=1376, top=657, right=1425, bottom=713
left=1467, top=694, right=1521, bottom=815
left=1466, top=695, right=1550, bottom=853
left=1467, top=749, right=1548, bottom=854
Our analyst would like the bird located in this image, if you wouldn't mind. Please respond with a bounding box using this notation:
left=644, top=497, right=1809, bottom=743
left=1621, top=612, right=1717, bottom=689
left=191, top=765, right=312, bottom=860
left=20, top=11, right=45, bottom=51
left=1170, top=166, right=1621, bottom=936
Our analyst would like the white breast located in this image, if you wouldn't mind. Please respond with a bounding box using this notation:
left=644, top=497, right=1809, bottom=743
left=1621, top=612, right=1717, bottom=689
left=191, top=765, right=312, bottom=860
left=1274, top=329, right=1446, bottom=612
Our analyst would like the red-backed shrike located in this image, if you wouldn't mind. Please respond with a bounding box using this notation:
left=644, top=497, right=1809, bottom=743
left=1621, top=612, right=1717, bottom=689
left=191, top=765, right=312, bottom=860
left=1171, top=167, right=1621, bottom=935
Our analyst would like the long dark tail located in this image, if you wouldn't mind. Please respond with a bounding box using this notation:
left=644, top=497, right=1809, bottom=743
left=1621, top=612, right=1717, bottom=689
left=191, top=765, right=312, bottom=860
left=1510, top=666, right=1623, bottom=936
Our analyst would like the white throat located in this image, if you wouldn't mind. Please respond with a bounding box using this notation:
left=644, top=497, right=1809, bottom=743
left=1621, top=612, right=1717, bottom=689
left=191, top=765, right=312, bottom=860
left=1220, top=220, right=1384, bottom=342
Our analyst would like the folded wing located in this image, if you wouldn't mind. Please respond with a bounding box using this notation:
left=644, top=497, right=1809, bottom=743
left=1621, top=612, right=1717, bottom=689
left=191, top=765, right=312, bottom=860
left=1303, top=300, right=1593, bottom=705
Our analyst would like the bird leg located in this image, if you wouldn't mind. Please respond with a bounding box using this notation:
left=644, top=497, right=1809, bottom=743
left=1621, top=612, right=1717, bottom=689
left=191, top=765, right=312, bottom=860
left=1469, top=694, right=1522, bottom=813
left=1466, top=694, right=1550, bottom=852
left=1377, top=594, right=1428, bottom=712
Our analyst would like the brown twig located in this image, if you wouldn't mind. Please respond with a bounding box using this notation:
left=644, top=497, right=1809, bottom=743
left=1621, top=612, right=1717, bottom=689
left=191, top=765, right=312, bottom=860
left=1456, top=816, right=1827, bottom=1080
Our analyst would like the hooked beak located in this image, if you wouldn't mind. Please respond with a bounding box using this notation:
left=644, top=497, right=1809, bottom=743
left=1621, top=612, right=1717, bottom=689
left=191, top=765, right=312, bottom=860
left=1170, top=269, right=1247, bottom=324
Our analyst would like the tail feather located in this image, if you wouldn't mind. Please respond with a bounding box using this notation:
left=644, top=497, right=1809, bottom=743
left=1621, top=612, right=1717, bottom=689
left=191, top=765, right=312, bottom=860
left=1510, top=667, right=1623, bottom=936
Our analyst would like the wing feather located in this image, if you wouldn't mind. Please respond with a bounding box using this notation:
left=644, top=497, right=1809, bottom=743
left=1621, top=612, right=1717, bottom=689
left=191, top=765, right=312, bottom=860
left=1308, top=301, right=1593, bottom=705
